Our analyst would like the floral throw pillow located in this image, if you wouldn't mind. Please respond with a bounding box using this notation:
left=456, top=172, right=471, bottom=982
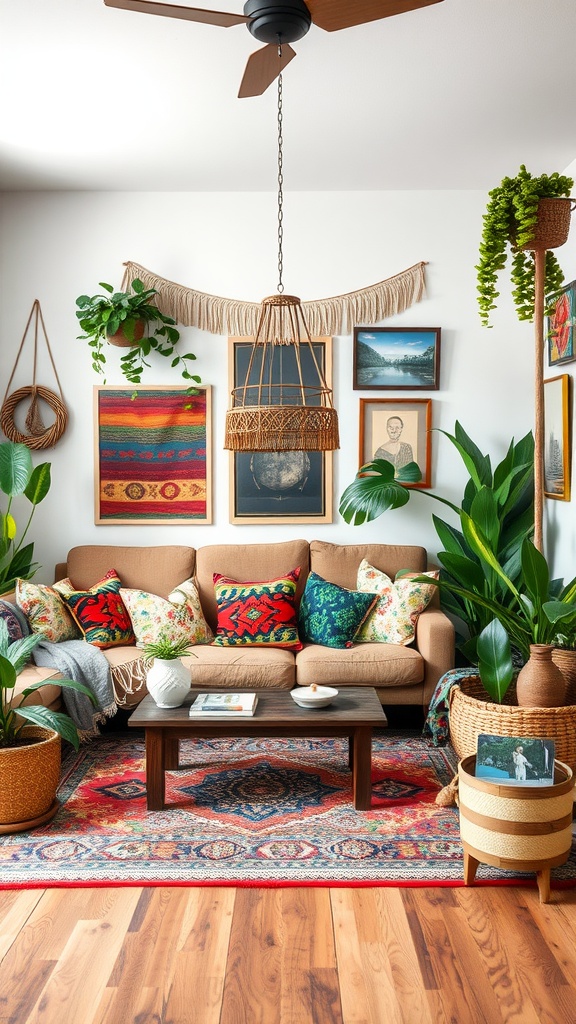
left=0, top=598, right=31, bottom=643
left=56, top=569, right=135, bottom=649
left=16, top=578, right=81, bottom=642
left=212, top=568, right=302, bottom=649
left=297, top=571, right=377, bottom=649
left=120, top=578, right=213, bottom=649
left=355, top=559, right=439, bottom=645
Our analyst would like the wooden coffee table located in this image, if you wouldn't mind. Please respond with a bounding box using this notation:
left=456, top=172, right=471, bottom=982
left=128, top=687, right=387, bottom=812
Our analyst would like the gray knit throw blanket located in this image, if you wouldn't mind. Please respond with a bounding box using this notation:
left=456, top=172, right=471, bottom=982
left=32, top=639, right=117, bottom=740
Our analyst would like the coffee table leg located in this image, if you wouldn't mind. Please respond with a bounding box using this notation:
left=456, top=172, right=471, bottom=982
left=165, top=738, right=179, bottom=771
left=145, top=728, right=165, bottom=811
left=352, top=726, right=372, bottom=810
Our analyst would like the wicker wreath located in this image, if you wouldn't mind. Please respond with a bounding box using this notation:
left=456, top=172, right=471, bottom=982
left=0, top=385, right=68, bottom=450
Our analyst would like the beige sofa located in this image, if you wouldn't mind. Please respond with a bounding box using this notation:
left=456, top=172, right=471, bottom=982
left=12, top=539, right=454, bottom=714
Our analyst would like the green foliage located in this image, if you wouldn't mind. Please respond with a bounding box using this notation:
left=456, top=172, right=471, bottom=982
left=0, top=442, right=51, bottom=594
left=142, top=637, right=196, bottom=661
left=0, top=621, right=96, bottom=750
left=476, top=165, right=573, bottom=326
left=76, top=278, right=201, bottom=390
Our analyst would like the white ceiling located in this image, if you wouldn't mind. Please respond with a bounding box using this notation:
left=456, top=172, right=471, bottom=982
left=1, top=0, right=576, bottom=192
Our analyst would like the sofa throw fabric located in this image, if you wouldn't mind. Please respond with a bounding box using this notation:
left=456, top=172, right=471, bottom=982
left=32, top=639, right=117, bottom=739
left=212, top=568, right=302, bottom=650
left=120, top=578, right=213, bottom=649
left=298, top=571, right=377, bottom=649
left=0, top=598, right=30, bottom=643
left=56, top=570, right=135, bottom=649
left=16, top=578, right=81, bottom=643
left=355, top=560, right=439, bottom=645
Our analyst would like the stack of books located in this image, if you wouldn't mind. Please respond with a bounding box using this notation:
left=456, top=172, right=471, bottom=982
left=188, top=693, right=258, bottom=717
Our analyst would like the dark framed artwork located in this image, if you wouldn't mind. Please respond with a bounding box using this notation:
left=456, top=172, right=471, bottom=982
left=359, top=397, right=432, bottom=488
left=94, top=385, right=212, bottom=524
left=544, top=374, right=571, bottom=501
left=228, top=337, right=333, bottom=524
left=353, top=327, right=441, bottom=390
left=547, top=279, right=576, bottom=366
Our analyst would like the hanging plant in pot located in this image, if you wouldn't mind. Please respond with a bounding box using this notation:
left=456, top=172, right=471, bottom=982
left=0, top=621, right=97, bottom=832
left=75, top=278, right=201, bottom=389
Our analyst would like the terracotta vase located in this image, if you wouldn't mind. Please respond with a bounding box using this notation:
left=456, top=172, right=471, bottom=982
left=516, top=644, right=567, bottom=708
left=146, top=658, right=190, bottom=708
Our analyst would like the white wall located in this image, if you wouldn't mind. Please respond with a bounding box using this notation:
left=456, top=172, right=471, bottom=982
left=0, top=188, right=574, bottom=584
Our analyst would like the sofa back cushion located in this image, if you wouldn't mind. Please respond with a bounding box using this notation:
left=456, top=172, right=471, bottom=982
left=195, top=540, right=310, bottom=632
left=309, top=541, right=428, bottom=590
left=63, top=546, right=196, bottom=600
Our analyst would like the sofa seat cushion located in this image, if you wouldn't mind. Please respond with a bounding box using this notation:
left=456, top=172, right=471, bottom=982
left=183, top=645, right=295, bottom=689
left=12, top=663, right=63, bottom=712
left=295, top=642, right=424, bottom=688
left=102, top=647, right=148, bottom=709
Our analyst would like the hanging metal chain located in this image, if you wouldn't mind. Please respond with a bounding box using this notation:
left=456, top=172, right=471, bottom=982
left=276, top=45, right=284, bottom=294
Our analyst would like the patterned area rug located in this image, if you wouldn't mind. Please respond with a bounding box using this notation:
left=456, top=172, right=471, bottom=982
left=1, top=732, right=575, bottom=888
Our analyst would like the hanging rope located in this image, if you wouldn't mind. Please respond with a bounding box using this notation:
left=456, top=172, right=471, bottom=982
left=121, top=260, right=428, bottom=338
left=1, top=300, right=68, bottom=449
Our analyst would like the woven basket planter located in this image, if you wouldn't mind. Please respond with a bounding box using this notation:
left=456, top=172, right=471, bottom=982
left=517, top=197, right=574, bottom=251
left=551, top=648, right=576, bottom=705
left=458, top=755, right=574, bottom=902
left=0, top=727, right=61, bottom=834
left=448, top=675, right=576, bottom=772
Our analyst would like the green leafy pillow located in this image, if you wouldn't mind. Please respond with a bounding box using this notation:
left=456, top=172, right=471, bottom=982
left=298, top=571, right=377, bottom=649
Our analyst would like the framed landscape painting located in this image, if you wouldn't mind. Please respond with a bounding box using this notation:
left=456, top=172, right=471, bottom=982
left=228, top=337, right=333, bottom=524
left=543, top=374, right=571, bottom=501
left=353, top=327, right=441, bottom=390
left=547, top=279, right=576, bottom=366
left=94, top=385, right=212, bottom=524
left=359, top=398, right=432, bottom=488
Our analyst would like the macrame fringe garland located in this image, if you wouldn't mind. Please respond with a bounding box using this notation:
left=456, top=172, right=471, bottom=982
left=121, top=260, right=427, bottom=337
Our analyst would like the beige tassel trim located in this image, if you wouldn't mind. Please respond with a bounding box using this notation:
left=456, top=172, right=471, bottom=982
left=121, top=261, right=428, bottom=336
left=435, top=774, right=459, bottom=807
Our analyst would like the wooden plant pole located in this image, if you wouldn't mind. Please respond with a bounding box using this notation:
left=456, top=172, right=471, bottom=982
left=533, top=248, right=547, bottom=554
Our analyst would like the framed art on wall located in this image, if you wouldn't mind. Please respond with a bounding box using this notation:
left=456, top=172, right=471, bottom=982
left=544, top=374, right=571, bottom=501
left=547, top=280, right=576, bottom=366
left=353, top=327, right=441, bottom=390
left=359, top=397, right=432, bottom=488
left=228, top=337, right=333, bottom=524
left=94, top=385, right=212, bottom=524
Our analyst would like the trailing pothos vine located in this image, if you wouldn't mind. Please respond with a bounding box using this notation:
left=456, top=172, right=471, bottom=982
left=476, top=165, right=573, bottom=327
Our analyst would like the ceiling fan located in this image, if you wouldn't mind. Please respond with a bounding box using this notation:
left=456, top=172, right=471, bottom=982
left=103, top=0, right=444, bottom=98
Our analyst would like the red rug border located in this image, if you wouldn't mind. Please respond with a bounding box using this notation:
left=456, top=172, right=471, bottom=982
left=2, top=878, right=575, bottom=892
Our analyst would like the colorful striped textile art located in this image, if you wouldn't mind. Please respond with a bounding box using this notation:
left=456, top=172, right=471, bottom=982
left=95, top=386, right=211, bottom=524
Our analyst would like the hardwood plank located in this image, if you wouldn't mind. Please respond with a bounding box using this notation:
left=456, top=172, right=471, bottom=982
left=0, top=890, right=43, bottom=961
left=221, top=889, right=283, bottom=1024
left=278, top=889, right=342, bottom=1024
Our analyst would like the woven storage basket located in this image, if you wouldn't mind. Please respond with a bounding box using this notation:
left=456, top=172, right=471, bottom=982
left=551, top=648, right=576, bottom=705
left=449, top=675, right=576, bottom=772
left=517, top=197, right=574, bottom=250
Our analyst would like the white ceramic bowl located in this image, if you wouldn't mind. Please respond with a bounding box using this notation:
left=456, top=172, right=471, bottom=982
left=290, top=686, right=339, bottom=709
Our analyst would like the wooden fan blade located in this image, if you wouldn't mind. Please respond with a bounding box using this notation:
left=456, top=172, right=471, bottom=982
left=238, top=43, right=296, bottom=98
left=307, top=0, right=444, bottom=32
left=103, top=0, right=250, bottom=28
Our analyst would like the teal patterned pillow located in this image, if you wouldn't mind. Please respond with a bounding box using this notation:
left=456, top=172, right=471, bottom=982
left=298, top=571, right=377, bottom=649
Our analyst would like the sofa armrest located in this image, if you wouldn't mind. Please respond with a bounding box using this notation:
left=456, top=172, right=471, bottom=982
left=414, top=606, right=455, bottom=709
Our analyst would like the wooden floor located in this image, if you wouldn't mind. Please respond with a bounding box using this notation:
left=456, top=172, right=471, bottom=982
left=1, top=884, right=576, bottom=1023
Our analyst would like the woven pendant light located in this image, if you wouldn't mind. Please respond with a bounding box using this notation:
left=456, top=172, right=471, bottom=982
left=224, top=50, right=339, bottom=453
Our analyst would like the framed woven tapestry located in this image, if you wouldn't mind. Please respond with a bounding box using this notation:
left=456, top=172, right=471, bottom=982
left=228, top=337, right=333, bottom=524
left=94, top=386, right=212, bottom=524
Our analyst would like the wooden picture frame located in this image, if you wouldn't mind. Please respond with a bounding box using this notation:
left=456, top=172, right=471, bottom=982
left=228, top=337, right=333, bottom=524
left=359, top=397, right=432, bottom=488
left=94, top=385, right=212, bottom=524
left=353, top=327, right=441, bottom=390
left=547, top=279, right=576, bottom=366
left=544, top=374, right=571, bottom=501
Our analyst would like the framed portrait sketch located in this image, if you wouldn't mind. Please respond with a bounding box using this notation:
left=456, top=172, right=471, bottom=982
left=547, top=280, right=576, bottom=366
left=94, top=385, right=212, bottom=524
left=228, top=337, right=333, bottom=524
left=359, top=398, right=432, bottom=488
left=544, top=374, right=571, bottom=501
left=353, top=327, right=441, bottom=390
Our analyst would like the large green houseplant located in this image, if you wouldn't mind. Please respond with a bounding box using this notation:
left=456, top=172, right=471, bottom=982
left=0, top=441, right=51, bottom=595
left=476, top=164, right=573, bottom=327
left=76, top=278, right=201, bottom=388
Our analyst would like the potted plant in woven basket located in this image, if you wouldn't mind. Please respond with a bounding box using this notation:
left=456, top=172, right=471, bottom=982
left=76, top=278, right=201, bottom=389
left=0, top=621, right=96, bottom=833
left=476, top=165, right=574, bottom=327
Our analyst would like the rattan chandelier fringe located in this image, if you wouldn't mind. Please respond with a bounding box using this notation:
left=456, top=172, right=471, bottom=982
left=121, top=260, right=427, bottom=337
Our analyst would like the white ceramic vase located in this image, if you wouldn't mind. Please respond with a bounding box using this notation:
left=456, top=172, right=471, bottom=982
left=146, top=657, right=191, bottom=708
